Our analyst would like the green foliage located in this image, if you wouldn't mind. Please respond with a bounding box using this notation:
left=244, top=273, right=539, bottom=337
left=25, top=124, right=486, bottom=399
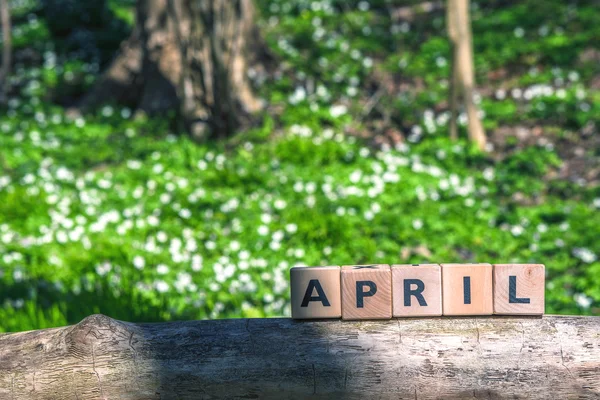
left=0, top=0, right=599, bottom=332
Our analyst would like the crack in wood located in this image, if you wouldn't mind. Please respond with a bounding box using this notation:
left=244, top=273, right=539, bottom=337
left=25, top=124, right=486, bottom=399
left=91, top=343, right=106, bottom=399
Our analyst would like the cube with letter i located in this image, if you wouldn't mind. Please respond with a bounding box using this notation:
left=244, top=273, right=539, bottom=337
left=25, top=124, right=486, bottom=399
left=290, top=266, right=341, bottom=319
left=441, top=263, right=493, bottom=316
left=392, top=264, right=442, bottom=317
left=341, top=265, right=392, bottom=320
left=493, top=264, right=545, bottom=315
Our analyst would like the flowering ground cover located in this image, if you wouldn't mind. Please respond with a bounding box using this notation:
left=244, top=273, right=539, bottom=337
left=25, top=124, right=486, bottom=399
left=0, top=0, right=598, bottom=331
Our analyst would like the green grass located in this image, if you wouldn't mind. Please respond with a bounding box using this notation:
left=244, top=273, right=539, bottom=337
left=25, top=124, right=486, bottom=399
left=0, top=0, right=598, bottom=332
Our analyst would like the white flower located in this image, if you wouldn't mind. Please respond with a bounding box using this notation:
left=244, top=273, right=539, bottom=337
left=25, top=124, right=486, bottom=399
left=289, top=86, right=306, bottom=104
left=514, top=27, right=525, bottom=38
left=160, top=193, right=171, bottom=204
left=349, top=170, right=362, bottom=183
left=412, top=219, right=423, bottom=230
left=157, top=264, right=169, bottom=275
left=230, top=241, right=241, bottom=251
left=329, top=104, right=348, bottom=118
left=157, top=231, right=168, bottom=243
left=274, top=199, right=287, bottom=210
left=272, top=230, right=284, bottom=242
left=13, top=269, right=24, bottom=282
left=573, top=248, right=597, bottom=264
left=537, top=224, right=548, bottom=233
left=191, top=255, right=203, bottom=271
left=285, top=224, right=298, bottom=234
left=96, top=262, right=111, bottom=276
left=258, top=225, right=269, bottom=236
left=574, top=293, right=593, bottom=309
left=179, top=209, right=192, bottom=219
left=511, top=225, right=524, bottom=236
left=56, top=231, right=68, bottom=244
left=174, top=272, right=192, bottom=293
left=294, top=248, right=305, bottom=258
left=239, top=260, right=249, bottom=270
left=133, top=256, right=145, bottom=270
left=155, top=280, right=169, bottom=293
left=483, top=167, right=495, bottom=181
left=371, top=203, right=381, bottom=213
left=147, top=215, right=159, bottom=226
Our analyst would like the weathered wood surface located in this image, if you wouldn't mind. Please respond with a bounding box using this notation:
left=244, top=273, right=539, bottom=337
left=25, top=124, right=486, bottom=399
left=1, top=315, right=599, bottom=399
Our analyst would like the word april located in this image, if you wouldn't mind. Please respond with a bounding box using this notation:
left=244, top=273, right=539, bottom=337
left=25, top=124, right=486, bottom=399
left=290, top=264, right=544, bottom=320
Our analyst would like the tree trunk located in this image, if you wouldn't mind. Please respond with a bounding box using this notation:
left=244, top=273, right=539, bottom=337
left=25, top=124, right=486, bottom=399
left=80, top=0, right=262, bottom=141
left=446, top=0, right=486, bottom=150
left=0, top=0, right=11, bottom=104
left=1, top=315, right=600, bottom=399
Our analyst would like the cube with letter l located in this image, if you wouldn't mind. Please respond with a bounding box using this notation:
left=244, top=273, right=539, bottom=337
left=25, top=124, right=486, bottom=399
left=493, top=264, right=545, bottom=315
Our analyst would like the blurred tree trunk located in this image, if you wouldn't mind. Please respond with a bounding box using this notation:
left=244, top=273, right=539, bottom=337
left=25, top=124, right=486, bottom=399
left=446, top=0, right=486, bottom=150
left=0, top=0, right=11, bottom=104
left=80, top=0, right=262, bottom=141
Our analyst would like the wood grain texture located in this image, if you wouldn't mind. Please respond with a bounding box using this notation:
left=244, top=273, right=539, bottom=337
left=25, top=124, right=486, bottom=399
left=442, top=263, right=493, bottom=316
left=392, top=264, right=443, bottom=317
left=290, top=266, right=341, bottom=319
left=494, top=264, right=545, bottom=315
left=1, top=315, right=600, bottom=399
left=341, top=264, right=392, bottom=320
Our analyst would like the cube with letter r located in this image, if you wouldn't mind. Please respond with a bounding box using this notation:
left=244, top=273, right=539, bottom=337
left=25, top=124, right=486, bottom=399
left=290, top=266, right=341, bottom=319
left=341, top=265, right=392, bottom=320
left=392, top=264, right=442, bottom=317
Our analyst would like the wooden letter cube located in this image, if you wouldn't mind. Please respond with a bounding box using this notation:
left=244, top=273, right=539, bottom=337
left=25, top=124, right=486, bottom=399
left=392, top=264, right=442, bottom=317
left=493, top=264, right=545, bottom=315
left=290, top=266, right=341, bottom=319
left=441, top=263, right=493, bottom=316
left=341, top=265, right=392, bottom=320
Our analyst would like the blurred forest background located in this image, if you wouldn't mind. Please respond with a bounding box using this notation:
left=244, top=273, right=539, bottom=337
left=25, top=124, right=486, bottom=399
left=0, top=0, right=598, bottom=332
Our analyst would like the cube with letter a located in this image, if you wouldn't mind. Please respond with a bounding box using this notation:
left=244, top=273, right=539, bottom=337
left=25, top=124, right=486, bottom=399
left=392, top=264, right=442, bottom=317
left=441, top=263, right=493, bottom=316
left=493, top=264, right=545, bottom=315
left=341, top=264, right=392, bottom=320
left=290, top=266, right=341, bottom=319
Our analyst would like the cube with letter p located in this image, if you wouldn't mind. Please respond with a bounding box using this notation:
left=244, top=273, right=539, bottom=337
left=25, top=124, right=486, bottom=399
left=341, top=265, right=392, bottom=320
left=290, top=266, right=341, bottom=319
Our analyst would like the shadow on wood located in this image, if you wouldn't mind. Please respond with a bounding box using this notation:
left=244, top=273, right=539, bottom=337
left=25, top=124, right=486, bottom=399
left=1, top=315, right=599, bottom=398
